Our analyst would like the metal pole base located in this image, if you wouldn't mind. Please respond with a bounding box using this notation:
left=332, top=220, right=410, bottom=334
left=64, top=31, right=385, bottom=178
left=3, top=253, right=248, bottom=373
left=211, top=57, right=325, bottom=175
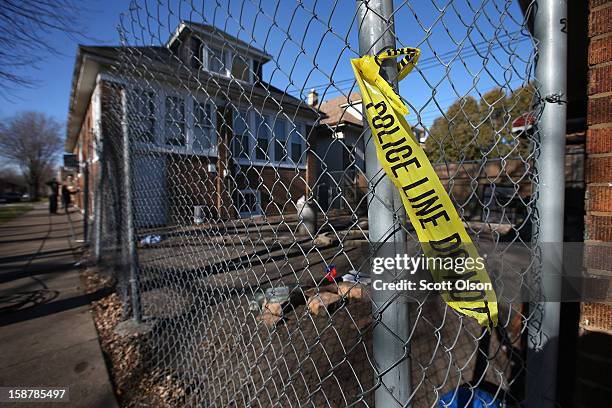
left=114, top=318, right=153, bottom=337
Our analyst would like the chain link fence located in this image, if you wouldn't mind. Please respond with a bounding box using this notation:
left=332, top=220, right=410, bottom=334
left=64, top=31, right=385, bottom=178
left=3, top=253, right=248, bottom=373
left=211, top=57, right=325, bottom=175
left=87, top=0, right=560, bottom=406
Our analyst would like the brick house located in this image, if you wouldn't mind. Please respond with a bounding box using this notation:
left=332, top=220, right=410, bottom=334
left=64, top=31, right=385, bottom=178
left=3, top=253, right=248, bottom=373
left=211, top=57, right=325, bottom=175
left=311, top=92, right=367, bottom=212
left=65, top=21, right=318, bottom=227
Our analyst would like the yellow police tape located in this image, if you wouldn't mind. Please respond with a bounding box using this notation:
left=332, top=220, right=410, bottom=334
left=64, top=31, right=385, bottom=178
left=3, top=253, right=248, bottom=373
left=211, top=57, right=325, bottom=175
left=351, top=47, right=498, bottom=327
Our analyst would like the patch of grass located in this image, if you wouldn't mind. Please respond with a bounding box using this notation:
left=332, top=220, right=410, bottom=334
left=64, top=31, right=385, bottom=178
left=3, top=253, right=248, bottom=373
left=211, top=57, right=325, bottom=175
left=0, top=205, right=34, bottom=224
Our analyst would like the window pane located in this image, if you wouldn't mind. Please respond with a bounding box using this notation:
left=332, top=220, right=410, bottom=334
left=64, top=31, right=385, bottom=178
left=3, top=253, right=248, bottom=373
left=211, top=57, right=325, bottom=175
left=255, top=115, right=269, bottom=161
left=233, top=110, right=249, bottom=158
left=273, top=119, right=286, bottom=161
left=291, top=142, right=302, bottom=163
left=165, top=96, right=185, bottom=146
left=274, top=119, right=286, bottom=140
left=131, top=90, right=155, bottom=143
left=208, top=47, right=225, bottom=73
left=194, top=101, right=214, bottom=150
left=256, top=139, right=269, bottom=160
left=233, top=111, right=247, bottom=134
left=289, top=123, right=306, bottom=164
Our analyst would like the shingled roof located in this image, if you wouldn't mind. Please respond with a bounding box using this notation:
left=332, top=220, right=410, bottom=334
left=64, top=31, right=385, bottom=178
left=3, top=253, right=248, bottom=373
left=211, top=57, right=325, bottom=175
left=169, top=21, right=272, bottom=62
left=317, top=92, right=363, bottom=127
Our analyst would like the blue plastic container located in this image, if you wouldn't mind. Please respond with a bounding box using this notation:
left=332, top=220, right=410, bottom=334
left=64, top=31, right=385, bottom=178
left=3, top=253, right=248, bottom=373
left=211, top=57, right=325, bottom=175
left=439, top=387, right=500, bottom=408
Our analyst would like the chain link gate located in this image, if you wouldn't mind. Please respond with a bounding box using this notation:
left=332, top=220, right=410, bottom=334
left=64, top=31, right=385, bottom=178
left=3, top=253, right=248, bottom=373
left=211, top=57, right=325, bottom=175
left=90, top=0, right=567, bottom=406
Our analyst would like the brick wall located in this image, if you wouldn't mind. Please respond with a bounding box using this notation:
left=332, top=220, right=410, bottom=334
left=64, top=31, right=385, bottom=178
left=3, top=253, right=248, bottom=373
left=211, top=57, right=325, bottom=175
left=431, top=153, right=584, bottom=233
left=72, top=90, right=96, bottom=214
left=235, top=165, right=307, bottom=216
left=166, top=155, right=218, bottom=223
left=576, top=1, right=612, bottom=406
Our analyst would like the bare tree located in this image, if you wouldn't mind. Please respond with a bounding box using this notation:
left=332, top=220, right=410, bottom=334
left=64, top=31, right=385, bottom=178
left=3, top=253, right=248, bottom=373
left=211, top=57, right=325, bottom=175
left=0, top=111, right=63, bottom=199
left=0, top=0, right=84, bottom=97
left=0, top=166, right=25, bottom=186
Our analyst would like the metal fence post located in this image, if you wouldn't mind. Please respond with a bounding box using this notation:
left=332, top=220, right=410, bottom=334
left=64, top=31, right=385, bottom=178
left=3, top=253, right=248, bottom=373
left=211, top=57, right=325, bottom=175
left=93, top=143, right=103, bottom=263
left=356, top=1, right=412, bottom=406
left=82, top=160, right=89, bottom=243
left=121, top=90, right=142, bottom=323
left=527, top=0, right=567, bottom=406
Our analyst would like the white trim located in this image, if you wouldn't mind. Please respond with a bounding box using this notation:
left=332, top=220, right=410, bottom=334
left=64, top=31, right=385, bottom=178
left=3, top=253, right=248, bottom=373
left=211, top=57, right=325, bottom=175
left=98, top=71, right=315, bottom=164
left=91, top=83, right=102, bottom=163
left=203, top=44, right=231, bottom=77
left=166, top=22, right=187, bottom=50
left=232, top=108, right=309, bottom=168
left=235, top=158, right=307, bottom=170
left=191, top=97, right=218, bottom=155
left=163, top=91, right=188, bottom=149
left=97, top=72, right=225, bottom=107
left=232, top=108, right=251, bottom=159
left=118, top=82, right=219, bottom=157
left=166, top=22, right=271, bottom=62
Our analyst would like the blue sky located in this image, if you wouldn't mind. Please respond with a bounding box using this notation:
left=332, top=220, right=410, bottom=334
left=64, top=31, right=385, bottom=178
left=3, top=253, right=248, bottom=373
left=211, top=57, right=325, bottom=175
left=0, top=0, right=534, bottom=131
left=0, top=2, right=126, bottom=123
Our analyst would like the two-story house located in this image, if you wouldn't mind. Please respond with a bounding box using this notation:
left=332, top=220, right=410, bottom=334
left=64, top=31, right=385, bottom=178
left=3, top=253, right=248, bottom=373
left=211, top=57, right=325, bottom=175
left=66, top=21, right=318, bottom=227
left=310, top=91, right=367, bottom=213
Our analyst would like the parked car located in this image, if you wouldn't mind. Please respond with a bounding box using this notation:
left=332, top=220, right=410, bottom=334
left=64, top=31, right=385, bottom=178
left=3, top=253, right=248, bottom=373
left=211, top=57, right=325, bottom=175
left=0, top=192, right=23, bottom=203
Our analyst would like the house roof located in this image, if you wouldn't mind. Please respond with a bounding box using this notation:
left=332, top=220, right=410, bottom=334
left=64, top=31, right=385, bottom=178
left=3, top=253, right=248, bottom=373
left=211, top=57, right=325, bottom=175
left=317, top=93, right=363, bottom=127
left=167, top=21, right=272, bottom=62
left=65, top=45, right=173, bottom=152
left=81, top=45, right=172, bottom=62
left=66, top=38, right=318, bottom=152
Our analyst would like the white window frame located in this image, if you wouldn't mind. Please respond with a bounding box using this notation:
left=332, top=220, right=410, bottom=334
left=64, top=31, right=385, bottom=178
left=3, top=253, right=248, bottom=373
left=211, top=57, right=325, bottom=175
left=232, top=109, right=252, bottom=159
left=272, top=117, right=288, bottom=164
left=253, top=113, right=271, bottom=163
left=163, top=93, right=187, bottom=149
left=191, top=98, right=218, bottom=156
left=289, top=122, right=307, bottom=165
left=91, top=84, right=102, bottom=163
left=234, top=112, right=308, bottom=169
left=114, top=75, right=219, bottom=157
left=125, top=87, right=158, bottom=149
left=203, top=45, right=231, bottom=77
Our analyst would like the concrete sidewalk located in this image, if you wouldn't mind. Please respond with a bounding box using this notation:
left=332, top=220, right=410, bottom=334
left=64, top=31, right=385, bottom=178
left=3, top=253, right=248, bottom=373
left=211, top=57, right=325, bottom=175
left=0, top=204, right=117, bottom=407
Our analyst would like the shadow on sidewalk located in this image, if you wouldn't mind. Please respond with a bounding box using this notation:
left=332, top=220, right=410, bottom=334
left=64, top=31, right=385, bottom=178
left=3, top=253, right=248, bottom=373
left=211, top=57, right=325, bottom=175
left=0, top=226, right=73, bottom=239
left=0, top=286, right=113, bottom=326
left=0, top=247, right=82, bottom=265
left=0, top=234, right=75, bottom=245
left=0, top=260, right=80, bottom=283
left=0, top=221, right=72, bottom=229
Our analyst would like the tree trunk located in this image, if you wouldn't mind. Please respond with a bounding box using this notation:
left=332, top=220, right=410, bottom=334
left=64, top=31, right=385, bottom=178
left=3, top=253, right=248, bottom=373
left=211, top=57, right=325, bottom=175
left=32, top=179, right=39, bottom=201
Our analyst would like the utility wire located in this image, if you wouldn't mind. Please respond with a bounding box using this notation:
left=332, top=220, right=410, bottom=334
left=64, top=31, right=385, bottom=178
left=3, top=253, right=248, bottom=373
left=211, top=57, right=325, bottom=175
left=288, top=30, right=528, bottom=98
